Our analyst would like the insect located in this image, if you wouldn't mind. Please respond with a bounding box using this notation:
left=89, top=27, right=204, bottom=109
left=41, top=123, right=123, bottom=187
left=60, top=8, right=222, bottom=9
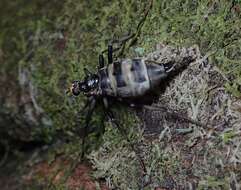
left=69, top=43, right=178, bottom=152
left=69, top=42, right=201, bottom=175
left=71, top=45, right=175, bottom=102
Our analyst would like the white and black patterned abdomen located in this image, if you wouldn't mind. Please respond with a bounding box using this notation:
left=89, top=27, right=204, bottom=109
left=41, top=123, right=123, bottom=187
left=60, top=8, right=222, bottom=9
left=98, top=59, right=150, bottom=97
left=98, top=59, right=168, bottom=98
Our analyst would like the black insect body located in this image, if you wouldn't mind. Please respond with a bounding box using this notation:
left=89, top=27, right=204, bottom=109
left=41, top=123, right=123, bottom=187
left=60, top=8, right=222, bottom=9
left=71, top=46, right=173, bottom=100
left=100, top=58, right=173, bottom=98
left=70, top=44, right=197, bottom=160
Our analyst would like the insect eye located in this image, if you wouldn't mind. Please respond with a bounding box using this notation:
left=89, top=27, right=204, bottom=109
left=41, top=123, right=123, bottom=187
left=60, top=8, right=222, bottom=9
left=87, top=80, right=94, bottom=87
left=72, top=83, right=77, bottom=88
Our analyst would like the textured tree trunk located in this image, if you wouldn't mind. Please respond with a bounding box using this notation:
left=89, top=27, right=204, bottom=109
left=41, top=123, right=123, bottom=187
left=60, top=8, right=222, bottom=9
left=0, top=61, right=52, bottom=143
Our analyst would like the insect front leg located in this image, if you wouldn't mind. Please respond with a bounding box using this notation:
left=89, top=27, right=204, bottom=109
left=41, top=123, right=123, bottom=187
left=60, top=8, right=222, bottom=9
left=101, top=97, right=119, bottom=125
left=81, top=96, right=96, bottom=159
left=107, top=45, right=113, bottom=64
left=98, top=54, right=105, bottom=69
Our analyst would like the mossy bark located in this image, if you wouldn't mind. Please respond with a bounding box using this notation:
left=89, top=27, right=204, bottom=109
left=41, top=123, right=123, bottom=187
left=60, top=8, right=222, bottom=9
left=1, top=0, right=241, bottom=189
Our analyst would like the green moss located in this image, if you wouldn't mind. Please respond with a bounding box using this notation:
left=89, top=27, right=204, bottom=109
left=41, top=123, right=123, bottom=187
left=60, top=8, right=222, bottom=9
left=198, top=176, right=230, bottom=190
left=2, top=0, right=240, bottom=143
left=1, top=0, right=241, bottom=188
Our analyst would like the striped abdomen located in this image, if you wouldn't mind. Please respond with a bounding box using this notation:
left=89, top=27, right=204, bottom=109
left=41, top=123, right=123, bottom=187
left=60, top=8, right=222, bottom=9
left=98, top=59, right=168, bottom=98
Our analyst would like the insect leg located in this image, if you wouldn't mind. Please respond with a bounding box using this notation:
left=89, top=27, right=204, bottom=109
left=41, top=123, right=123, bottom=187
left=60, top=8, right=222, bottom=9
left=101, top=1, right=153, bottom=58
left=107, top=45, right=113, bottom=64
left=98, top=45, right=113, bottom=69
left=101, top=34, right=133, bottom=59
left=81, top=96, right=96, bottom=160
left=103, top=106, right=147, bottom=175
left=116, top=0, right=153, bottom=56
left=83, top=67, right=92, bottom=77
left=127, top=0, right=153, bottom=47
left=102, top=97, right=109, bottom=109
left=98, top=54, right=105, bottom=69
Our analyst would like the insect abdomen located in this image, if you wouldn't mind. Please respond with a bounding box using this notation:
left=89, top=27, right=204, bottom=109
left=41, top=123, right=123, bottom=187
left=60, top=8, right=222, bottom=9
left=99, top=59, right=151, bottom=97
left=146, top=63, right=168, bottom=88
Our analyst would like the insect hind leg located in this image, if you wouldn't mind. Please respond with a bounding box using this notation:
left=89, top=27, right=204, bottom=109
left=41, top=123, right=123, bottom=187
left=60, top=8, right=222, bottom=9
left=164, top=62, right=176, bottom=73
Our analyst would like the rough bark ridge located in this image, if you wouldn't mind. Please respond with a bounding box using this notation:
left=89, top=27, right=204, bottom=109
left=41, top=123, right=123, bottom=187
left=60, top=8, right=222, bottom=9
left=0, top=64, right=52, bottom=142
